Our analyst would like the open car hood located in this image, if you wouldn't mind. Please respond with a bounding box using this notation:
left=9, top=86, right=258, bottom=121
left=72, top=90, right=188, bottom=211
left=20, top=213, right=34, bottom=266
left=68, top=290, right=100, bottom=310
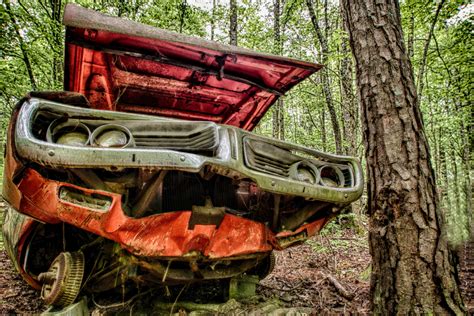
left=63, top=4, right=322, bottom=130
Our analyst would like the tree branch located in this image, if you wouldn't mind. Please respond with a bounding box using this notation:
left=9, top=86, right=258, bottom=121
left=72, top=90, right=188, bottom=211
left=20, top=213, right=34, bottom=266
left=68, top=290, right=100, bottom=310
left=5, top=0, right=37, bottom=91
left=416, top=0, right=445, bottom=102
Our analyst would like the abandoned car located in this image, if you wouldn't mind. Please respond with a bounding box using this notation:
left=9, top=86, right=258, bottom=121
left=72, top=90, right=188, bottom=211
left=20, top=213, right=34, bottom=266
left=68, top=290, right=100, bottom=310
left=2, top=4, right=363, bottom=308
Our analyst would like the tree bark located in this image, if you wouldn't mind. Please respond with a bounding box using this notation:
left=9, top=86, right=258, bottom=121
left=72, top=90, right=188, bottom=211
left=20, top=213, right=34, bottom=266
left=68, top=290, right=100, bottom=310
left=339, top=7, right=357, bottom=156
left=320, top=106, right=327, bottom=152
left=179, top=0, right=187, bottom=34
left=49, top=0, right=63, bottom=87
left=439, top=146, right=450, bottom=213
left=459, top=121, right=472, bottom=234
left=272, top=0, right=284, bottom=140
left=211, top=0, right=216, bottom=41
left=406, top=0, right=415, bottom=58
left=450, top=146, right=461, bottom=217
left=229, top=0, right=237, bottom=46
left=459, top=121, right=473, bottom=306
left=341, top=0, right=465, bottom=314
left=306, top=0, right=342, bottom=154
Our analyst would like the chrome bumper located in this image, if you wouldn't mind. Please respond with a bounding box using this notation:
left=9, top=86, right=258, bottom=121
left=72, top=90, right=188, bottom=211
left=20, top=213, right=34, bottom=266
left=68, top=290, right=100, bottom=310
left=15, top=98, right=363, bottom=203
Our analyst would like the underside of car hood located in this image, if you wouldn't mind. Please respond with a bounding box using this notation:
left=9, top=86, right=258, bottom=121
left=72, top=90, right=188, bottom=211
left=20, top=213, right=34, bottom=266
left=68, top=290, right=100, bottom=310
left=63, top=4, right=322, bottom=130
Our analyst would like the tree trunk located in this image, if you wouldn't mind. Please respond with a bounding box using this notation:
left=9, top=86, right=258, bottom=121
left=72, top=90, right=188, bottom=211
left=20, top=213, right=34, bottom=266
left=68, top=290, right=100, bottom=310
left=320, top=106, right=327, bottom=152
left=339, top=8, right=357, bottom=156
left=407, top=0, right=415, bottom=58
left=179, top=0, right=187, bottom=33
left=229, top=0, right=237, bottom=46
left=211, top=0, right=216, bottom=41
left=272, top=0, right=284, bottom=140
left=439, top=146, right=450, bottom=214
left=50, top=0, right=63, bottom=87
left=460, top=121, right=472, bottom=234
left=450, top=146, right=461, bottom=219
left=278, top=98, right=285, bottom=140
left=306, top=0, right=342, bottom=154
left=341, top=0, right=465, bottom=314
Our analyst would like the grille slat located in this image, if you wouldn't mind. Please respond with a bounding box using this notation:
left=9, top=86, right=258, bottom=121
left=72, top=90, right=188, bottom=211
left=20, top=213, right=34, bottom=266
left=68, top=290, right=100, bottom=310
left=244, top=138, right=297, bottom=176
left=127, top=121, right=219, bottom=154
left=251, top=157, right=289, bottom=176
left=342, top=169, right=353, bottom=187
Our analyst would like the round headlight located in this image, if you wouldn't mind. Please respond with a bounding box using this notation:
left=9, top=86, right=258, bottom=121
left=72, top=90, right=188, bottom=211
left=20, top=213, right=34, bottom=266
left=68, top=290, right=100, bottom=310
left=56, top=132, right=89, bottom=146
left=46, top=120, right=91, bottom=147
left=319, top=165, right=344, bottom=187
left=91, top=124, right=134, bottom=148
left=96, top=130, right=128, bottom=147
left=289, top=161, right=320, bottom=184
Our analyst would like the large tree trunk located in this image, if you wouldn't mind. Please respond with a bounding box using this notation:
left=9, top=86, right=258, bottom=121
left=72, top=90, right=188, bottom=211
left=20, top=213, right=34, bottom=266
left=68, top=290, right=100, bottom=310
left=341, top=0, right=465, bottom=314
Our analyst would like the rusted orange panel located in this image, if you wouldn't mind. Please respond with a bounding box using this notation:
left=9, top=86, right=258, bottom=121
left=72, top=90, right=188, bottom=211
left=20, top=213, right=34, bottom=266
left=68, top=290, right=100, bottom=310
left=276, top=217, right=329, bottom=238
left=205, top=215, right=273, bottom=258
left=9, top=167, right=328, bottom=260
left=15, top=168, right=274, bottom=258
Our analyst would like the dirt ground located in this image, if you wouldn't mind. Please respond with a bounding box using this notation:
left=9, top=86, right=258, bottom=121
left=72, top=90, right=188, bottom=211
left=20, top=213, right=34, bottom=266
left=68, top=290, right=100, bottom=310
left=0, top=250, right=45, bottom=313
left=0, top=221, right=371, bottom=314
left=2, top=216, right=473, bottom=314
left=258, top=226, right=371, bottom=314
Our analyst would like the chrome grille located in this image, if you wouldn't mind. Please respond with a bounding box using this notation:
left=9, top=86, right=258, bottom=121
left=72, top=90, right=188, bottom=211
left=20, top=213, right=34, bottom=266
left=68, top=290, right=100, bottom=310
left=36, top=112, right=220, bottom=155
left=128, top=121, right=219, bottom=154
left=243, top=138, right=298, bottom=176
left=342, top=169, right=353, bottom=187
left=85, top=120, right=220, bottom=154
left=244, top=137, right=354, bottom=188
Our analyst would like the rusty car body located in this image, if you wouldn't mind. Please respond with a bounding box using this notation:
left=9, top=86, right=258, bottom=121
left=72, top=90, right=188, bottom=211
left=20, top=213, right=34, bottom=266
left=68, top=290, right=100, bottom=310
left=2, top=4, right=363, bottom=307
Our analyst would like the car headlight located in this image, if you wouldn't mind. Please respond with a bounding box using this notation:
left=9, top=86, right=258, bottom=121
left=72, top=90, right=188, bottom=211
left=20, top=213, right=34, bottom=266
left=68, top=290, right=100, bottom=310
left=319, top=165, right=344, bottom=187
left=46, top=120, right=91, bottom=146
left=289, top=161, right=320, bottom=184
left=91, top=124, right=134, bottom=148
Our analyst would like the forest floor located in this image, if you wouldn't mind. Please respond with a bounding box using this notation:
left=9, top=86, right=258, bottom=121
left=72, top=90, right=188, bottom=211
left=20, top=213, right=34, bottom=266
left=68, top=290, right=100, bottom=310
left=1, top=209, right=473, bottom=314
left=0, top=208, right=372, bottom=315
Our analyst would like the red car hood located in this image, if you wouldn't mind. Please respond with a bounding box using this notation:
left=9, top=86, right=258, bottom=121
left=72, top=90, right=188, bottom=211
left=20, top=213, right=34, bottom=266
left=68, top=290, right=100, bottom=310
left=63, top=4, right=322, bottom=130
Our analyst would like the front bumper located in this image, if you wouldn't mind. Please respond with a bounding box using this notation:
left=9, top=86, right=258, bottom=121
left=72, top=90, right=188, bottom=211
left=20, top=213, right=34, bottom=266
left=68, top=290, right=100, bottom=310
left=15, top=98, right=363, bottom=203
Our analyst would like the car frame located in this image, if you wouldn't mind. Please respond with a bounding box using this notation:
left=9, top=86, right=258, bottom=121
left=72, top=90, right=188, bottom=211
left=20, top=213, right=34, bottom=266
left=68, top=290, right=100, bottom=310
left=2, top=4, right=363, bottom=308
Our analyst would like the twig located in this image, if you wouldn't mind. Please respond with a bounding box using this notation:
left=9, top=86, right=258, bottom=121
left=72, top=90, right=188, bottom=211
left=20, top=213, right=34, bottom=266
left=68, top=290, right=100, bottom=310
left=321, top=273, right=355, bottom=300
left=169, top=284, right=189, bottom=316
left=92, top=289, right=153, bottom=311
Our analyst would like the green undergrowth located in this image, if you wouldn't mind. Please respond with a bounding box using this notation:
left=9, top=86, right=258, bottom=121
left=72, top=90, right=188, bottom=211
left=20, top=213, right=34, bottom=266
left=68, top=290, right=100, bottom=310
left=306, top=213, right=368, bottom=254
